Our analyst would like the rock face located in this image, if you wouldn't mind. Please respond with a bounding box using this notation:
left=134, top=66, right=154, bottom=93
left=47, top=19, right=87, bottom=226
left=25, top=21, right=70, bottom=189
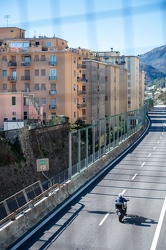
left=139, top=45, right=166, bottom=82
left=0, top=125, right=71, bottom=201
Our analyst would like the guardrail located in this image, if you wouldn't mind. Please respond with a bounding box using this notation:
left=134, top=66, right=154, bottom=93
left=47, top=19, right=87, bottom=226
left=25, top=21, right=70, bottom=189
left=0, top=182, right=61, bottom=227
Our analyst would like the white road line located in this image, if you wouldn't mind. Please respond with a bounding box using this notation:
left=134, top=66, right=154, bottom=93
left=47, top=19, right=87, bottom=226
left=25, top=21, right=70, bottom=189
left=122, top=189, right=126, bottom=195
left=157, top=141, right=159, bottom=143
left=153, top=146, right=156, bottom=150
left=148, top=153, right=151, bottom=157
left=141, top=162, right=145, bottom=167
left=162, top=133, right=163, bottom=135
left=150, top=197, right=166, bottom=250
left=160, top=137, right=162, bottom=139
left=132, top=173, right=137, bottom=180
left=99, top=213, right=110, bottom=226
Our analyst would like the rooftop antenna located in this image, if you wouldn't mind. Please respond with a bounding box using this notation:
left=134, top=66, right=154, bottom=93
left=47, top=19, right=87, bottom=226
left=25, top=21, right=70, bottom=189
left=4, top=15, right=10, bottom=27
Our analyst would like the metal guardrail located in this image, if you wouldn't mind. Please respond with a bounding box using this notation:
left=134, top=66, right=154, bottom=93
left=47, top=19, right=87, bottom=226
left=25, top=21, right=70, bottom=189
left=0, top=182, right=61, bottom=227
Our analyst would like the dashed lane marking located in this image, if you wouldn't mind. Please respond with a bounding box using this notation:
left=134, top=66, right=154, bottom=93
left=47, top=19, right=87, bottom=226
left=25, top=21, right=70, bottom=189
left=132, top=173, right=137, bottom=180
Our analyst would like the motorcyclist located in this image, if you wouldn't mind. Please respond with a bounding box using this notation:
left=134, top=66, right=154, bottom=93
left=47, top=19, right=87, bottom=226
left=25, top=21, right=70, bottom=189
left=115, top=193, right=128, bottom=215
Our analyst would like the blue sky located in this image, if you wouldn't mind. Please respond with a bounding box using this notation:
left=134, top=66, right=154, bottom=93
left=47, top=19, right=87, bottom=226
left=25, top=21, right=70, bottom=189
left=0, top=0, right=165, bottom=55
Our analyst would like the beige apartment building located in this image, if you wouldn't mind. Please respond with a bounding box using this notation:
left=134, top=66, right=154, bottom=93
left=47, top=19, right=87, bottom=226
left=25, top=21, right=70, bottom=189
left=91, top=50, right=145, bottom=111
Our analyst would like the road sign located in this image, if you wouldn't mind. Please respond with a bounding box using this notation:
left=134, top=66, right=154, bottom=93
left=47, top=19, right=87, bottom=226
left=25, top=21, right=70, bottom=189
left=36, top=158, right=49, bottom=172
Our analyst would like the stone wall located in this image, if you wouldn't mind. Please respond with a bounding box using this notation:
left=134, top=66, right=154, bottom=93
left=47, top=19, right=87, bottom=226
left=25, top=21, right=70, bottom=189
left=0, top=125, right=71, bottom=201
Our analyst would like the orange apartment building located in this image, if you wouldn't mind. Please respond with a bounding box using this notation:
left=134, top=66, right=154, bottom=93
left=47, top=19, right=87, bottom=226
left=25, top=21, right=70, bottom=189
left=0, top=27, right=87, bottom=126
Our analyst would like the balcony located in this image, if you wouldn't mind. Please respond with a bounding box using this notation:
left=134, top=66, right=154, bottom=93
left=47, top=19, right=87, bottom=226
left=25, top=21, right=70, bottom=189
left=21, top=62, right=30, bottom=66
left=8, top=61, right=17, bottom=66
left=49, top=90, right=57, bottom=95
left=49, top=76, right=57, bottom=80
left=21, top=76, right=30, bottom=80
left=49, top=61, right=57, bottom=66
left=77, top=90, right=86, bottom=95
left=49, top=105, right=57, bottom=109
left=77, top=103, right=86, bottom=108
left=8, top=76, right=17, bottom=82
left=77, top=77, right=88, bottom=82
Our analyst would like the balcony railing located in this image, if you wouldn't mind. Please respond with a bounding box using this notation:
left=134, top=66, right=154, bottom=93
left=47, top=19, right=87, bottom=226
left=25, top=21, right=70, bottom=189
left=77, top=77, right=88, bottom=82
left=49, top=90, right=57, bottom=95
left=21, top=62, right=30, bottom=66
left=8, top=76, right=17, bottom=82
left=8, top=62, right=17, bottom=66
left=77, top=103, right=86, bottom=108
left=49, top=105, right=57, bottom=109
left=49, top=76, right=57, bottom=80
left=77, top=90, right=86, bottom=95
left=49, top=61, right=57, bottom=66
left=21, top=76, right=30, bottom=80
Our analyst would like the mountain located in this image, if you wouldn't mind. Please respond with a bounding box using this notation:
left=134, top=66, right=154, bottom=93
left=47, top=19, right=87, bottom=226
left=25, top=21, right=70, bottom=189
left=139, top=45, right=166, bottom=82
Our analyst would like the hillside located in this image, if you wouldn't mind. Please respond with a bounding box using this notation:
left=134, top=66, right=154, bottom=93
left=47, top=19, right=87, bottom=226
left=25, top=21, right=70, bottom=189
left=139, top=45, right=166, bottom=82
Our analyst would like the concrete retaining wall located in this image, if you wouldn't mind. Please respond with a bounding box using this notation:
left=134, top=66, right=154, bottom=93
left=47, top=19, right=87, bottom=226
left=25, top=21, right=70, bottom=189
left=0, top=125, right=146, bottom=250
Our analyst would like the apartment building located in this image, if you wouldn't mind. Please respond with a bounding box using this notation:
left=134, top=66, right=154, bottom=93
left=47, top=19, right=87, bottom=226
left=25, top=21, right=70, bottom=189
left=0, top=27, right=84, bottom=124
left=91, top=50, right=145, bottom=111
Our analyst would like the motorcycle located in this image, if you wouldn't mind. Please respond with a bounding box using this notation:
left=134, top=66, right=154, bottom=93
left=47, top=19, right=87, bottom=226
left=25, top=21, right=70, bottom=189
left=115, top=199, right=129, bottom=222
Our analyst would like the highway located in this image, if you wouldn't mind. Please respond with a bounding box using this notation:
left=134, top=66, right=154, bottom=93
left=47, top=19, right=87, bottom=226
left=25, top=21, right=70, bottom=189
left=14, top=106, right=166, bottom=250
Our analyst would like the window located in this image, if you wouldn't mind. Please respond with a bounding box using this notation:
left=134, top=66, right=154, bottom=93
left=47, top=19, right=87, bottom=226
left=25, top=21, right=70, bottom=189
left=34, top=55, right=39, bottom=62
left=35, top=69, right=39, bottom=76
left=49, top=69, right=56, bottom=80
left=74, top=112, right=76, bottom=118
left=12, top=112, right=16, bottom=116
left=24, top=111, right=27, bottom=120
left=51, top=84, right=56, bottom=90
left=12, top=84, right=16, bottom=91
left=41, top=69, right=46, bottom=76
left=46, top=41, right=52, bottom=48
left=50, top=55, right=56, bottom=65
left=41, top=98, right=46, bottom=105
left=34, top=84, right=39, bottom=90
left=4, top=118, right=8, bottom=121
left=3, top=84, right=7, bottom=91
left=24, top=56, right=30, bottom=65
left=12, top=96, right=16, bottom=105
left=2, top=70, right=7, bottom=77
left=35, top=98, right=39, bottom=104
left=74, top=98, right=76, bottom=104
left=41, top=83, right=46, bottom=90
left=2, top=56, right=7, bottom=61
left=41, top=55, right=46, bottom=61
left=74, top=70, right=76, bottom=77
left=12, top=117, right=16, bottom=120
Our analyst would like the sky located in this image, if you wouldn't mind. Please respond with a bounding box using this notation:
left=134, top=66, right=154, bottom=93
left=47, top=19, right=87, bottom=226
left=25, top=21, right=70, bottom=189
left=0, top=0, right=166, bottom=56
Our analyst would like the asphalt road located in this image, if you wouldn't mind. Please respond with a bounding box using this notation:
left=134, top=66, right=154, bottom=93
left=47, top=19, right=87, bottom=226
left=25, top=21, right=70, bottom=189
left=15, top=106, right=166, bottom=250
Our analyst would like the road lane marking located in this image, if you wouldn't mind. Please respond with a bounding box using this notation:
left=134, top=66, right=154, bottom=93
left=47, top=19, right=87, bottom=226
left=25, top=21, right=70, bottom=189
left=141, top=162, right=145, bottom=167
left=132, top=173, right=137, bottom=180
left=153, top=146, right=156, bottom=150
left=150, top=197, right=166, bottom=250
left=148, top=153, right=151, bottom=157
left=122, top=189, right=126, bottom=195
left=160, top=137, right=162, bottom=139
left=157, top=141, right=159, bottom=143
left=99, top=213, right=110, bottom=226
